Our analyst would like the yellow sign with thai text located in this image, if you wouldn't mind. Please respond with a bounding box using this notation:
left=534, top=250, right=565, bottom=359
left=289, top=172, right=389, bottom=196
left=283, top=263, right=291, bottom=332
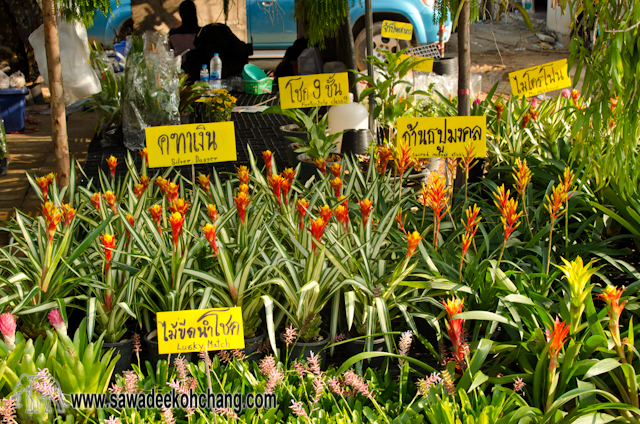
left=157, top=307, right=245, bottom=355
left=279, top=73, right=350, bottom=109
left=509, top=59, right=571, bottom=98
left=399, top=55, right=434, bottom=73
left=396, top=116, right=486, bottom=158
left=381, top=20, right=413, bottom=40
left=145, top=122, right=237, bottom=168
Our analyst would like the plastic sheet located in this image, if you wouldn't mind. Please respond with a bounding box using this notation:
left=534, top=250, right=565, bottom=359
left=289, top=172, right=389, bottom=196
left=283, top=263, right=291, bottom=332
left=0, top=71, right=9, bottom=90
left=122, top=51, right=180, bottom=151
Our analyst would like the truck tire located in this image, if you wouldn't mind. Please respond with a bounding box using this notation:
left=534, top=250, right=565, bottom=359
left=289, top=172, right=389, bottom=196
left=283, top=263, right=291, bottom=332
left=355, top=21, right=412, bottom=71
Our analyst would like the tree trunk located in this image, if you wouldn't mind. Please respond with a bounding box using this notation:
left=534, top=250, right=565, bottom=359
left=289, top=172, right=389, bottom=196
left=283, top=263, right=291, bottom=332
left=457, top=0, right=471, bottom=117
left=42, top=0, right=70, bottom=188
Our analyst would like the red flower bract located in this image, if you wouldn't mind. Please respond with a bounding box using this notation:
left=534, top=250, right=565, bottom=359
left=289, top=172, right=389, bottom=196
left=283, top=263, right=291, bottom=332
left=309, top=218, right=326, bottom=250
left=262, top=150, right=273, bottom=176
left=100, top=233, right=116, bottom=274
left=335, top=204, right=349, bottom=232
left=42, top=202, right=63, bottom=244
left=546, top=317, right=569, bottom=359
left=106, top=156, right=118, bottom=179
left=237, top=166, right=250, bottom=185
left=406, top=231, right=421, bottom=257
left=297, top=199, right=309, bottom=230
left=168, top=212, right=185, bottom=247
left=203, top=223, right=218, bottom=256
left=359, top=198, right=373, bottom=225
left=234, top=191, right=250, bottom=224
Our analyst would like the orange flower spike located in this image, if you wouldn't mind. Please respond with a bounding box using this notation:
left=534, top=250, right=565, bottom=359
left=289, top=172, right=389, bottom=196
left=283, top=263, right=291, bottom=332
left=202, top=223, right=219, bottom=256
left=406, top=231, right=422, bottom=257
left=148, top=204, right=163, bottom=233
left=396, top=142, right=413, bottom=176
left=318, top=205, right=333, bottom=224
left=134, top=183, right=145, bottom=200
left=461, top=232, right=473, bottom=257
left=106, top=156, right=118, bottom=179
left=571, top=89, right=580, bottom=107
left=545, top=183, right=566, bottom=221
left=42, top=202, right=62, bottom=244
left=100, top=233, right=116, bottom=274
left=125, top=213, right=135, bottom=227
left=197, top=174, right=210, bottom=192
left=460, top=143, right=476, bottom=178
left=335, top=204, right=349, bottom=232
left=168, top=212, right=185, bottom=247
left=155, top=176, right=169, bottom=193
left=599, top=285, right=627, bottom=321
left=329, top=162, right=341, bottom=179
left=90, top=192, right=101, bottom=211
left=238, top=184, right=250, bottom=194
left=522, top=112, right=532, bottom=128
left=425, top=172, right=451, bottom=216
left=281, top=178, right=292, bottom=204
left=267, top=174, right=285, bottom=205
left=36, top=176, right=50, bottom=201
left=139, top=148, right=148, bottom=162
left=297, top=199, right=309, bottom=230
left=610, top=94, right=619, bottom=113
left=233, top=191, right=250, bottom=224
left=546, top=317, right=570, bottom=359
left=60, top=203, right=76, bottom=228
left=168, top=198, right=190, bottom=215
left=562, top=168, right=575, bottom=198
left=359, top=198, right=374, bottom=225
left=513, top=158, right=532, bottom=197
left=262, top=150, right=273, bottom=176
left=309, top=217, right=326, bottom=250
left=463, top=204, right=481, bottom=235
left=493, top=184, right=510, bottom=212
left=103, top=190, right=117, bottom=214
left=166, top=182, right=179, bottom=203
left=206, top=204, right=218, bottom=222
left=330, top=177, right=342, bottom=197
left=140, top=175, right=150, bottom=189
left=442, top=297, right=465, bottom=362
left=377, top=146, right=393, bottom=174
left=443, top=297, right=464, bottom=320
left=495, top=101, right=505, bottom=121
left=314, top=158, right=327, bottom=176
left=237, top=166, right=250, bottom=185
left=282, top=167, right=296, bottom=183
left=501, top=198, right=522, bottom=241
left=45, top=172, right=55, bottom=185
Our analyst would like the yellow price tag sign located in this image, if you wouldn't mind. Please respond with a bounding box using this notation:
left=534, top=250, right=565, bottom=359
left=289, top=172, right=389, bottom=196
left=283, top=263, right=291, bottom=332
left=381, top=20, right=413, bottom=40
left=509, top=58, right=571, bottom=98
left=157, top=307, right=245, bottom=355
left=399, top=55, right=434, bottom=73
left=396, top=116, right=486, bottom=158
left=279, top=73, right=350, bottom=109
left=145, top=122, right=237, bottom=168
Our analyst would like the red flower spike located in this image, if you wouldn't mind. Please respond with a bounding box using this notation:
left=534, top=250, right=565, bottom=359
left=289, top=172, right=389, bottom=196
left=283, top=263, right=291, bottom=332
left=90, top=193, right=101, bottom=211
left=197, top=174, right=210, bottom=192
left=103, top=190, right=117, bottom=214
left=329, top=163, right=341, bottom=178
left=461, top=232, right=473, bottom=257
left=140, top=175, right=150, bottom=189
left=283, top=167, right=296, bottom=183
left=359, top=198, right=374, bottom=225
left=237, top=166, right=250, bottom=185
left=406, top=231, right=422, bottom=257
left=168, top=198, right=190, bottom=215
left=513, top=158, right=532, bottom=197
left=36, top=175, right=50, bottom=201
left=207, top=204, right=218, bottom=222
left=239, top=184, right=250, bottom=194
left=562, top=168, right=574, bottom=198
left=318, top=205, right=333, bottom=224
left=442, top=298, right=466, bottom=363
left=309, top=217, right=326, bottom=250
left=377, top=146, right=393, bottom=175
left=522, top=112, right=531, bottom=128
left=281, top=178, right=292, bottom=204
left=134, top=183, right=145, bottom=199
left=267, top=174, right=285, bottom=206
left=462, top=204, right=481, bottom=236
left=155, top=176, right=169, bottom=193
left=335, top=204, right=349, bottom=232
left=42, top=202, right=62, bottom=244
left=234, top=191, right=250, bottom=224
left=106, top=156, right=118, bottom=179
left=297, top=199, right=309, bottom=231
left=262, top=150, right=273, bottom=176
left=100, top=233, right=116, bottom=274
left=571, top=89, right=580, bottom=107
left=166, top=182, right=179, bottom=203
left=139, top=148, right=148, bottom=162
left=545, top=183, right=566, bottom=222
left=598, top=285, right=628, bottom=321
left=495, top=102, right=504, bottom=121
left=203, top=223, right=218, bottom=256
left=60, top=203, right=76, bottom=229
left=500, top=198, right=522, bottom=241
left=148, top=204, right=163, bottom=233
left=330, top=177, right=342, bottom=197
left=546, top=317, right=570, bottom=359
left=395, top=143, right=413, bottom=176
left=168, top=212, right=185, bottom=247
left=425, top=172, right=451, bottom=250
left=314, top=159, right=327, bottom=176
left=125, top=214, right=135, bottom=240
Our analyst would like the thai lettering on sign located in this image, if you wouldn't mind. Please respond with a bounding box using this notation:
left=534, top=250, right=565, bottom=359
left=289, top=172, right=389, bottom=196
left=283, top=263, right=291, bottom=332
left=156, top=307, right=245, bottom=354
left=279, top=73, right=350, bottom=109
left=381, top=20, right=413, bottom=40
left=145, top=122, right=237, bottom=168
left=508, top=59, right=571, bottom=98
left=396, top=116, right=487, bottom=158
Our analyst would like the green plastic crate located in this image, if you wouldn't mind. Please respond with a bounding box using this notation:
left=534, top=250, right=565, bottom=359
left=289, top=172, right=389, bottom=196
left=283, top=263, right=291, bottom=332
left=244, top=77, right=273, bottom=95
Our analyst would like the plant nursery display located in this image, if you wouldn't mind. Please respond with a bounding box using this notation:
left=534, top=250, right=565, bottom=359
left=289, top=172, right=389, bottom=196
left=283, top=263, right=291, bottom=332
left=1, top=22, right=640, bottom=424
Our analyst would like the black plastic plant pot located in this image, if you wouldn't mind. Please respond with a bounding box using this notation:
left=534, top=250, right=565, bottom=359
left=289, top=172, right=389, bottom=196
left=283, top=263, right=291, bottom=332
left=243, top=328, right=266, bottom=361
left=432, top=56, right=458, bottom=77
left=345, top=337, right=387, bottom=370
left=296, top=153, right=342, bottom=184
left=279, top=330, right=330, bottom=371
left=341, top=129, right=372, bottom=156
left=104, top=337, right=135, bottom=377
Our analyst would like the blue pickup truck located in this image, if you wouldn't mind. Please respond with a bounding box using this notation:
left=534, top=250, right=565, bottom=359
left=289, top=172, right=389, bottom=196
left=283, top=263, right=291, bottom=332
left=87, top=0, right=450, bottom=70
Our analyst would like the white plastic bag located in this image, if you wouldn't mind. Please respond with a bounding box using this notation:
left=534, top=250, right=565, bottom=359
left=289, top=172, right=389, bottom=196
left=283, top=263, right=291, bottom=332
left=0, top=71, right=9, bottom=89
left=28, top=16, right=101, bottom=106
left=9, top=71, right=26, bottom=89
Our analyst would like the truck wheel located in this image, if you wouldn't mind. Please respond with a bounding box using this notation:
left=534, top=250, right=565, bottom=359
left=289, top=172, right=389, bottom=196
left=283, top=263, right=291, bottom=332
left=355, top=21, right=412, bottom=71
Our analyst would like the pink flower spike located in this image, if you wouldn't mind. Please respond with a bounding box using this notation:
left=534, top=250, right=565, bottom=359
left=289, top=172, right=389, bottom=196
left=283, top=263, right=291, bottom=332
left=48, top=309, right=67, bottom=336
left=562, top=89, right=571, bottom=99
left=0, top=313, right=17, bottom=349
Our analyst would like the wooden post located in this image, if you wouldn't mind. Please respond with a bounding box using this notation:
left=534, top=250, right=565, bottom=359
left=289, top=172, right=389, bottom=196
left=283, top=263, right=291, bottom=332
left=42, top=0, right=70, bottom=187
left=457, top=0, right=471, bottom=117
left=365, top=0, right=375, bottom=135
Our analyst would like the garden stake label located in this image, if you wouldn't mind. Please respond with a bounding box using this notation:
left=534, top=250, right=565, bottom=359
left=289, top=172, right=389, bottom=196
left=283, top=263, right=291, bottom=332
left=381, top=20, right=413, bottom=40
left=396, top=116, right=486, bottom=158
left=509, top=59, right=571, bottom=98
left=399, top=55, right=434, bottom=72
left=279, top=73, right=349, bottom=109
left=157, top=307, right=244, bottom=354
left=145, top=122, right=237, bottom=168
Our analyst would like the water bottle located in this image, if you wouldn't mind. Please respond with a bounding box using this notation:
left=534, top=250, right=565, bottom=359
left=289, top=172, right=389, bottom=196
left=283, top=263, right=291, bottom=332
left=209, top=53, right=222, bottom=89
left=200, top=64, right=210, bottom=84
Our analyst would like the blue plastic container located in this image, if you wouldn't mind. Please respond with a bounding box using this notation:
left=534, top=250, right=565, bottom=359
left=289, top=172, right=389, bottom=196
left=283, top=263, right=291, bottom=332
left=0, top=88, right=28, bottom=133
left=114, top=41, right=127, bottom=71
